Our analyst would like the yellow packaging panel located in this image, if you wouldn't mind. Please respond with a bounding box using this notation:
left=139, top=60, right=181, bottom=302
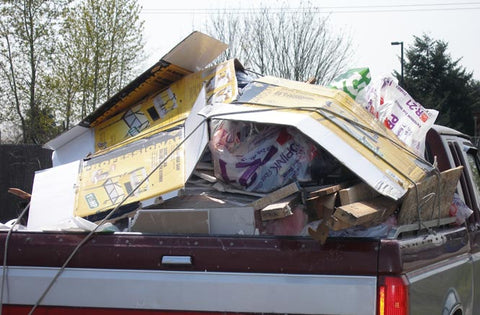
left=94, top=59, right=237, bottom=152
left=75, top=128, right=185, bottom=217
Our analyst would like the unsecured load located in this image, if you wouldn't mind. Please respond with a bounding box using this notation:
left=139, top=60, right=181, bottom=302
left=24, top=33, right=469, bottom=244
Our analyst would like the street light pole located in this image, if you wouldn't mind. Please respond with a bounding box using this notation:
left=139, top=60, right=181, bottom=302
left=391, top=41, right=404, bottom=85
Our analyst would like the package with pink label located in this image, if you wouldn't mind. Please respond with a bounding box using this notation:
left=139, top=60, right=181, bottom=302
left=358, top=77, right=438, bottom=156
left=209, top=120, right=317, bottom=193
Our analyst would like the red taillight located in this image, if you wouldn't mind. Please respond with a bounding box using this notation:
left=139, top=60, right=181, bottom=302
left=378, top=276, right=408, bottom=315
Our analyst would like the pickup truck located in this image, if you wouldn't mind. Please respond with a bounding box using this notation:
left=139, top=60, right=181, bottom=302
left=0, top=124, right=478, bottom=315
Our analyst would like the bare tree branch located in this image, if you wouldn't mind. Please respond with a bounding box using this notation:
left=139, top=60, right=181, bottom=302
left=205, top=3, right=352, bottom=85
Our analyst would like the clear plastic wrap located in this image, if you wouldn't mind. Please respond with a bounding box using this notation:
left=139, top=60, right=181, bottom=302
left=358, top=77, right=438, bottom=156
left=209, top=120, right=316, bottom=193
left=450, top=193, right=474, bottom=225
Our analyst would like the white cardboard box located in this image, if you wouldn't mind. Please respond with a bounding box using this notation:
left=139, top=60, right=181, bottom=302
left=130, top=207, right=255, bottom=235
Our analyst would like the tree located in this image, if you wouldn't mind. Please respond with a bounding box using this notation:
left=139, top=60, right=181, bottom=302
left=0, top=0, right=67, bottom=144
left=397, top=34, right=480, bottom=135
left=47, top=0, right=145, bottom=130
left=0, top=0, right=145, bottom=143
left=205, top=3, right=352, bottom=85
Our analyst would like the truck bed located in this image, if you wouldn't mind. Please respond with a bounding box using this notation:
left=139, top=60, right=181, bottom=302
left=0, top=224, right=471, bottom=314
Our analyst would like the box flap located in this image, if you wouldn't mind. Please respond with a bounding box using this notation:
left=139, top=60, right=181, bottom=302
left=163, top=31, right=228, bottom=72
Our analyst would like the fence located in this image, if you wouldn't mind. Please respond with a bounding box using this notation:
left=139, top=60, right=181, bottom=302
left=0, top=145, right=52, bottom=223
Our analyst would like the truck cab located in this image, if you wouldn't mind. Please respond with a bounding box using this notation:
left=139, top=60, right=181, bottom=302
left=420, top=125, right=480, bottom=314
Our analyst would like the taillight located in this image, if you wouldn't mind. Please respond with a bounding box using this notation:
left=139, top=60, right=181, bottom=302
left=377, top=276, right=408, bottom=315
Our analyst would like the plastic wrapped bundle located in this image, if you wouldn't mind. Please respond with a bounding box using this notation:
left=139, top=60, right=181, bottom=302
left=209, top=120, right=316, bottom=193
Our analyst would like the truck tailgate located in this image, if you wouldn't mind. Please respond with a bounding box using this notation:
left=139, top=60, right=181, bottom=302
left=4, top=266, right=377, bottom=314
left=0, top=231, right=381, bottom=314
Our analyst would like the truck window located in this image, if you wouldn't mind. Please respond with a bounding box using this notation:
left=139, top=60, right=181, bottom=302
left=466, top=150, right=480, bottom=204
left=449, top=142, right=473, bottom=209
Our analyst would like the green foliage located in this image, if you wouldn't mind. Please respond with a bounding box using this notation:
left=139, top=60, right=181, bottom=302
left=24, top=105, right=63, bottom=144
left=397, top=34, right=480, bottom=135
left=0, top=0, right=67, bottom=143
left=46, top=0, right=145, bottom=130
left=0, top=0, right=145, bottom=143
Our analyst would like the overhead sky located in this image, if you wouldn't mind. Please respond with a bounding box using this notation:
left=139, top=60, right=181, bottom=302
left=138, top=0, right=480, bottom=81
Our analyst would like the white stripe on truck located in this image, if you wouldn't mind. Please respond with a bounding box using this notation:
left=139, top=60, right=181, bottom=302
left=1, top=266, right=377, bottom=314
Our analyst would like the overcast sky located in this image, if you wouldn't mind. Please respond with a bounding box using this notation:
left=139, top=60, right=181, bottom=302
left=138, top=0, right=480, bottom=81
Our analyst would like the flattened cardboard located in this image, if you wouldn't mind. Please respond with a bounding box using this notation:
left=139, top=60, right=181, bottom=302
left=163, top=31, right=228, bottom=72
left=44, top=125, right=95, bottom=167
left=28, top=161, right=81, bottom=229
left=45, top=31, right=227, bottom=162
left=93, top=59, right=237, bottom=151
left=157, top=194, right=229, bottom=209
left=85, top=31, right=226, bottom=128
left=398, top=166, right=463, bottom=224
left=201, top=76, right=434, bottom=201
left=130, top=207, right=255, bottom=235
left=209, top=207, right=255, bottom=235
left=74, top=87, right=209, bottom=217
left=75, top=128, right=186, bottom=217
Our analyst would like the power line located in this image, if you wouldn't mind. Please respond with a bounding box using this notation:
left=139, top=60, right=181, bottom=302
left=141, top=2, right=480, bottom=15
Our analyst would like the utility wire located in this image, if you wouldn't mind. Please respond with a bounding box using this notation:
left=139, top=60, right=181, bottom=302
left=141, top=2, right=480, bottom=15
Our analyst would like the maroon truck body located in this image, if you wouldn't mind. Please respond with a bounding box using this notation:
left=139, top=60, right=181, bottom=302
left=0, top=125, right=478, bottom=315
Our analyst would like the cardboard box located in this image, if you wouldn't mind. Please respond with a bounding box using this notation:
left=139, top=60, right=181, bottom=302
left=209, top=207, right=255, bottom=235
left=130, top=207, right=255, bottom=235
left=131, top=209, right=209, bottom=234
left=260, top=195, right=298, bottom=221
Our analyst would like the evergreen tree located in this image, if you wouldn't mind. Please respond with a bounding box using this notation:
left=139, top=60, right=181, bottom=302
left=397, top=34, right=480, bottom=135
